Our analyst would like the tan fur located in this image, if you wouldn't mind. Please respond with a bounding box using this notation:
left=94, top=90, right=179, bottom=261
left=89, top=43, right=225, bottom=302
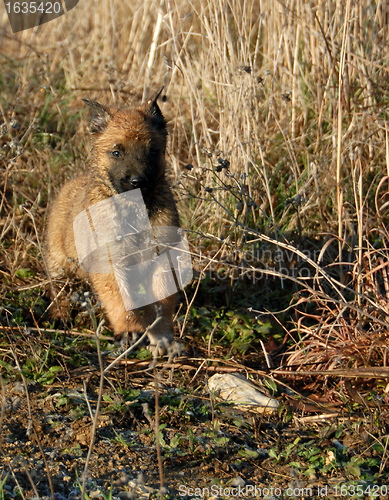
left=45, top=91, right=179, bottom=355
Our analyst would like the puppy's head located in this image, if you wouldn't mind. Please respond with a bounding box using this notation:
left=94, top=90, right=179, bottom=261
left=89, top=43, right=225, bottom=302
left=83, top=88, right=167, bottom=197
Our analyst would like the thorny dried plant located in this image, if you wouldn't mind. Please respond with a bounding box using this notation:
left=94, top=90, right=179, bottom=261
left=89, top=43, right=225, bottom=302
left=1, top=0, right=389, bottom=495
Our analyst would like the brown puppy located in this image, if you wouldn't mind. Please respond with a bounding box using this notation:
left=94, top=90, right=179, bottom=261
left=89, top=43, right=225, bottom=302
left=45, top=90, right=180, bottom=355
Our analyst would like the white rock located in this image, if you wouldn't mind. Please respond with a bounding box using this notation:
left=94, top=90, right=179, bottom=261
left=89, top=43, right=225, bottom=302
left=208, top=373, right=279, bottom=413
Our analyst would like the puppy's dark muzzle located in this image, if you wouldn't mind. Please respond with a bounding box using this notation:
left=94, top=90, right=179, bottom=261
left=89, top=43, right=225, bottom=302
left=130, top=175, right=148, bottom=189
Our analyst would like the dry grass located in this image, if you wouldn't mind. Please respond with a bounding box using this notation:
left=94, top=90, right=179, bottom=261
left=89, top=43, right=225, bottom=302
left=2, top=2, right=389, bottom=496
left=1, top=0, right=389, bottom=402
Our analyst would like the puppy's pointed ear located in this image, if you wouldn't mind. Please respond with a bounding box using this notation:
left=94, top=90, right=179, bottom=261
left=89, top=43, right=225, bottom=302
left=82, top=99, right=112, bottom=134
left=144, top=87, right=166, bottom=131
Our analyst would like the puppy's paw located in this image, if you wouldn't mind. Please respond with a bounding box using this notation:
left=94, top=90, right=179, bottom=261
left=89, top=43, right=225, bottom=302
left=116, top=330, right=146, bottom=349
left=166, top=340, right=183, bottom=358
left=147, top=330, right=174, bottom=357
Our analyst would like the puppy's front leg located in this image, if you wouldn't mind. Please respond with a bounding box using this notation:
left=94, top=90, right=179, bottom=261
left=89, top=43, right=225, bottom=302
left=144, top=294, right=177, bottom=356
left=90, top=272, right=147, bottom=342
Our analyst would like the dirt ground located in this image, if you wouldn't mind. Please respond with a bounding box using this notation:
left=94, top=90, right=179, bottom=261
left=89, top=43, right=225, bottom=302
left=1, top=329, right=389, bottom=500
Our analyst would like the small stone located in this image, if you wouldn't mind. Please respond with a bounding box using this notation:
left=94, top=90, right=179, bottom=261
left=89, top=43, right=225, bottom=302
left=113, top=472, right=129, bottom=486
left=89, top=491, right=103, bottom=499
left=230, top=475, right=245, bottom=487
left=11, top=382, right=25, bottom=396
left=117, top=493, right=132, bottom=499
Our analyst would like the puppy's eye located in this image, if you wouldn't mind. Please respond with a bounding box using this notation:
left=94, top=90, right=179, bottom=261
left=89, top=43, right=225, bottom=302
left=111, top=150, right=121, bottom=158
left=150, top=148, right=158, bottom=156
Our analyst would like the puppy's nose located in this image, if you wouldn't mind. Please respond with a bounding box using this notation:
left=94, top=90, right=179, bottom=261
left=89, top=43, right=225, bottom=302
left=130, top=176, right=147, bottom=189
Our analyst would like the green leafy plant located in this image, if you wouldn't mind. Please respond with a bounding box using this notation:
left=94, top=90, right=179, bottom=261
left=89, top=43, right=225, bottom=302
left=269, top=437, right=301, bottom=463
left=0, top=474, right=8, bottom=500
